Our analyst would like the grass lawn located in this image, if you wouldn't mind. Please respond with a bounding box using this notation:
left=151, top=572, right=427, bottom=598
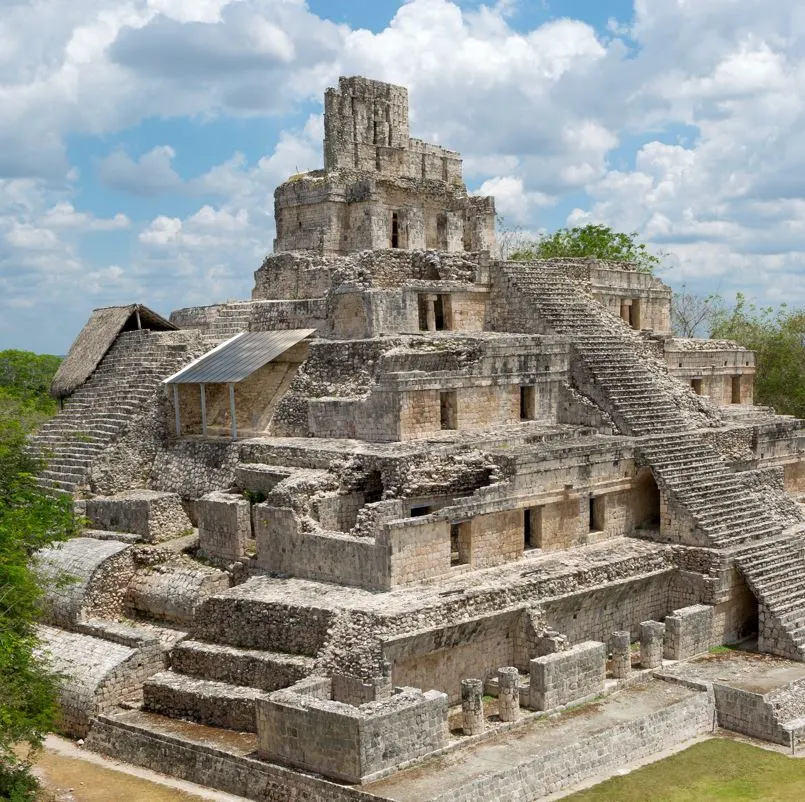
left=564, top=738, right=805, bottom=801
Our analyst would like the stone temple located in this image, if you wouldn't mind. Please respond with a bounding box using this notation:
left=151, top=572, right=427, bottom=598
left=31, top=77, right=805, bottom=799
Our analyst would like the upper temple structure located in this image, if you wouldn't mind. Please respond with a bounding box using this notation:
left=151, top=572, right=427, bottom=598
left=274, top=76, right=496, bottom=255
left=30, top=78, right=805, bottom=800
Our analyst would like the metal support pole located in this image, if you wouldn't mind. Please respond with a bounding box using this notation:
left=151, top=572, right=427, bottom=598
left=200, top=384, right=207, bottom=437
left=173, top=384, right=181, bottom=436
left=229, top=383, right=237, bottom=441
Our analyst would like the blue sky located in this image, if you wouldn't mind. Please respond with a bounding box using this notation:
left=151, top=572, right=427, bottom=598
left=2, top=0, right=804, bottom=353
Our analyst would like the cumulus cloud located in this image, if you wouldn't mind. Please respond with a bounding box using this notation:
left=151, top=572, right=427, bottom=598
left=97, top=146, right=182, bottom=196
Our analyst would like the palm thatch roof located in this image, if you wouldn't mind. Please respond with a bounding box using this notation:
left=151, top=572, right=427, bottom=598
left=51, top=304, right=177, bottom=398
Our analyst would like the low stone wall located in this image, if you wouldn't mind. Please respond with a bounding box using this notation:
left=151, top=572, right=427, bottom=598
left=86, top=713, right=382, bottom=802
left=529, top=641, right=606, bottom=711
left=37, top=625, right=163, bottom=738
left=86, top=490, right=191, bottom=543
left=664, top=604, right=714, bottom=660
left=257, top=680, right=448, bottom=783
left=151, top=439, right=240, bottom=499
left=254, top=504, right=388, bottom=590
left=125, top=557, right=230, bottom=626
left=428, top=688, right=713, bottom=801
left=36, top=537, right=135, bottom=627
left=712, top=683, right=791, bottom=745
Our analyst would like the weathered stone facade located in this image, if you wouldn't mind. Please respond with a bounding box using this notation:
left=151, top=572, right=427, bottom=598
left=31, top=75, right=805, bottom=798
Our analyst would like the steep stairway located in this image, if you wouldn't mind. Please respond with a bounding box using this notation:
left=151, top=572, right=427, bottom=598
left=29, top=330, right=197, bottom=496
left=500, top=261, right=805, bottom=659
left=141, top=639, right=316, bottom=732
left=203, top=302, right=253, bottom=347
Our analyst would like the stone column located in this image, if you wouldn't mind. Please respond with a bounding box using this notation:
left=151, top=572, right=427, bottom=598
left=461, top=678, right=485, bottom=736
left=640, top=620, right=665, bottom=668
left=609, top=630, right=631, bottom=679
left=497, top=667, right=520, bottom=722
left=424, top=294, right=437, bottom=331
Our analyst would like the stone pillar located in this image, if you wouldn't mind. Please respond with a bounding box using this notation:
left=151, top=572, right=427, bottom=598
left=609, top=630, right=631, bottom=679
left=461, top=678, right=485, bottom=736
left=640, top=620, right=665, bottom=669
left=424, top=295, right=437, bottom=332
left=497, top=667, right=520, bottom=723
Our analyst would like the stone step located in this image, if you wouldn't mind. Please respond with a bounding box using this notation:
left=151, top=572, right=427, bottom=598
left=171, top=640, right=314, bottom=692
left=142, top=671, right=268, bottom=732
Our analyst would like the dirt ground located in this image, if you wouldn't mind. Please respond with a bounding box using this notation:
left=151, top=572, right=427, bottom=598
left=28, top=735, right=246, bottom=802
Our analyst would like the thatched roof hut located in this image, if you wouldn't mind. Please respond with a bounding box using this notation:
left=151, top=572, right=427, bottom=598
left=51, top=304, right=177, bottom=398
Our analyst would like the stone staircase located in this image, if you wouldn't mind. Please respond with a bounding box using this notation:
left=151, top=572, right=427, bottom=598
left=500, top=261, right=805, bottom=660
left=142, top=635, right=316, bottom=732
left=29, top=330, right=197, bottom=496
left=203, top=302, right=253, bottom=347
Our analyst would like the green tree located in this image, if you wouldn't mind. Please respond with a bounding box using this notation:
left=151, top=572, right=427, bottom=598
left=509, top=224, right=662, bottom=273
left=0, top=354, right=76, bottom=800
left=710, top=293, right=805, bottom=418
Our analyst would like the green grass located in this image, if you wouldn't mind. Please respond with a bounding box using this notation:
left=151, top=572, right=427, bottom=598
left=564, top=738, right=805, bottom=801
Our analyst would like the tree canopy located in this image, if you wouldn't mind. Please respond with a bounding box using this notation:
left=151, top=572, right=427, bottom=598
left=508, top=224, right=662, bottom=273
left=0, top=351, right=77, bottom=800
left=710, top=294, right=805, bottom=419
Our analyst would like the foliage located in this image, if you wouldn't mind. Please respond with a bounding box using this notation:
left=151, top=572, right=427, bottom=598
left=0, top=351, right=76, bottom=800
left=671, top=286, right=724, bottom=337
left=565, top=737, right=805, bottom=801
left=710, top=294, right=805, bottom=419
left=508, top=224, right=662, bottom=273
left=0, top=351, right=61, bottom=433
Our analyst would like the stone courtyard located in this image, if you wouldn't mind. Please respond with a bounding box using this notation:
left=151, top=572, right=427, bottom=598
left=29, top=76, right=805, bottom=800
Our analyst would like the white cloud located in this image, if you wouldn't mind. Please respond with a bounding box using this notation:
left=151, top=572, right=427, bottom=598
left=97, top=145, right=182, bottom=196
left=43, top=201, right=130, bottom=230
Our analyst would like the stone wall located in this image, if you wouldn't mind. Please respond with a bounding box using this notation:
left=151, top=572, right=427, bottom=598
left=425, top=687, right=713, bottom=802
left=125, top=556, right=230, bottom=626
left=253, top=504, right=388, bottom=590
left=197, top=490, right=252, bottom=564
left=36, top=537, right=135, bottom=627
left=257, top=679, right=448, bottom=783
left=86, top=713, right=382, bottom=802
left=38, top=626, right=163, bottom=737
left=664, top=604, right=715, bottom=660
left=529, top=641, right=606, bottom=710
left=712, top=683, right=792, bottom=745
left=86, top=490, right=191, bottom=542
left=151, top=439, right=239, bottom=499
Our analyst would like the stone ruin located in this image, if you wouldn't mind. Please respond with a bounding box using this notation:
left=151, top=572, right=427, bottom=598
left=29, top=76, right=805, bottom=800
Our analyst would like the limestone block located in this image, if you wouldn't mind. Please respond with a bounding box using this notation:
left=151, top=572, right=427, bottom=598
left=86, top=490, right=191, bottom=543
left=197, top=490, right=251, bottom=564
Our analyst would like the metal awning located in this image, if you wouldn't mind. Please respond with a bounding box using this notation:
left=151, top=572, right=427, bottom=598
left=163, top=329, right=315, bottom=385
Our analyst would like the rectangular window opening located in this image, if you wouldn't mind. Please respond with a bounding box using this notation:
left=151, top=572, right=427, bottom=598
left=520, top=385, right=536, bottom=420
left=731, top=375, right=742, bottom=404
left=440, top=391, right=457, bottom=430
left=434, top=294, right=446, bottom=330
left=391, top=211, right=400, bottom=248
left=450, top=522, right=470, bottom=566
left=589, top=496, right=605, bottom=533
left=524, top=507, right=542, bottom=551
left=691, top=378, right=703, bottom=395
left=410, top=505, right=432, bottom=517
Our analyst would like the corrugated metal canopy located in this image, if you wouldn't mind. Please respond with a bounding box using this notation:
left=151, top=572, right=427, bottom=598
left=163, top=330, right=315, bottom=385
